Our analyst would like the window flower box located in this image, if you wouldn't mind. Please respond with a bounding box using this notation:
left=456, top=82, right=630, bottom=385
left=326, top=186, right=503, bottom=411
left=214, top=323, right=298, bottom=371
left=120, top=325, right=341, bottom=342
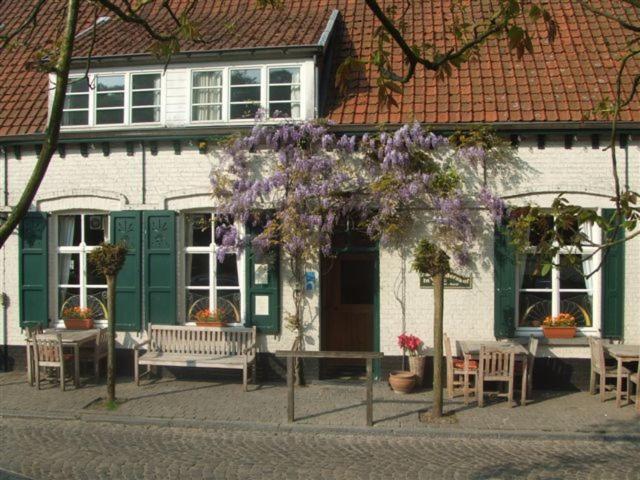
left=194, top=308, right=227, bottom=327
left=62, top=307, right=94, bottom=330
left=542, top=313, right=577, bottom=338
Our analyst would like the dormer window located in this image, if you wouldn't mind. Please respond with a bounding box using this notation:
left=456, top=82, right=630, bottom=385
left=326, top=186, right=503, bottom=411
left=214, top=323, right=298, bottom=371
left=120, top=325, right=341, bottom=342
left=230, top=68, right=262, bottom=120
left=62, top=77, right=90, bottom=126
left=131, top=73, right=161, bottom=123
left=96, top=74, right=125, bottom=125
left=268, top=67, right=300, bottom=119
left=191, top=70, right=223, bottom=121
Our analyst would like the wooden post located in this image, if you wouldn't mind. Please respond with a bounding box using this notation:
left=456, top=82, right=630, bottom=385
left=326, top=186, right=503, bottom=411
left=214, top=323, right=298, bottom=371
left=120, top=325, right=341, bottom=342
left=287, top=355, right=294, bottom=423
left=432, top=271, right=445, bottom=417
left=366, top=357, right=373, bottom=427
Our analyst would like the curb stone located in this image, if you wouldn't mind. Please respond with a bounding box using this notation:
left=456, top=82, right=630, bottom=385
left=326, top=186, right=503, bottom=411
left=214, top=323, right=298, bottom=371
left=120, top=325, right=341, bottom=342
left=2, top=409, right=639, bottom=443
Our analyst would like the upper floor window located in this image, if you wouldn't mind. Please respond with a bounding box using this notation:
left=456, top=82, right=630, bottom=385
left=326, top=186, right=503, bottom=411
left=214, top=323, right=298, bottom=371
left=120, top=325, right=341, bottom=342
left=131, top=73, right=161, bottom=123
left=62, top=77, right=90, bottom=126
left=230, top=68, right=262, bottom=120
left=192, top=70, right=223, bottom=121
left=96, top=75, right=125, bottom=125
left=268, top=67, right=300, bottom=119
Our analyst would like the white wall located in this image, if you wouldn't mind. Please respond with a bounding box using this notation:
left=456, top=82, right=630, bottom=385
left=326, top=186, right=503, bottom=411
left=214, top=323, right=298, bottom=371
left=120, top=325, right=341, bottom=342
left=1, top=136, right=638, bottom=360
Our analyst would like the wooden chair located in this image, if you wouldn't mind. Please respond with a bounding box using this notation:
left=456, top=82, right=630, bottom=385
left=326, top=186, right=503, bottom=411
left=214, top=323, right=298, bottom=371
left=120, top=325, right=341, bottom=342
left=33, top=333, right=74, bottom=390
left=24, top=325, right=43, bottom=386
left=514, top=335, right=539, bottom=404
left=79, top=328, right=107, bottom=381
left=588, top=337, right=630, bottom=402
left=444, top=334, right=477, bottom=404
left=630, top=349, right=639, bottom=413
left=477, top=346, right=516, bottom=407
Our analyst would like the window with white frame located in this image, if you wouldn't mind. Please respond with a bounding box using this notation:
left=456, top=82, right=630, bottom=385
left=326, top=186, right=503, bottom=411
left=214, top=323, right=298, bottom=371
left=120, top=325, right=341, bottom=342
left=184, top=213, right=242, bottom=324
left=62, top=77, right=90, bottom=126
left=229, top=68, right=262, bottom=120
left=57, top=214, right=109, bottom=321
left=268, top=67, right=301, bottom=119
left=191, top=70, right=223, bottom=121
left=516, top=215, right=601, bottom=330
left=131, top=73, right=161, bottom=123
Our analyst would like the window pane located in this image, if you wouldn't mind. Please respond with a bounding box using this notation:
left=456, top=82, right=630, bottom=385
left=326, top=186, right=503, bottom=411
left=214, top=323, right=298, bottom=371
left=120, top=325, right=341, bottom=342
left=230, top=86, right=260, bottom=103
left=131, top=107, right=160, bottom=123
left=59, top=288, right=80, bottom=318
left=58, top=253, right=80, bottom=284
left=217, top=290, right=241, bottom=323
left=84, top=215, right=107, bottom=246
left=230, top=103, right=259, bottom=119
left=62, top=110, right=88, bottom=126
left=193, top=71, right=222, bottom=88
left=185, top=214, right=211, bottom=246
left=560, top=292, right=593, bottom=327
left=96, top=75, right=124, bottom=91
left=64, top=95, right=89, bottom=109
left=518, top=291, right=552, bottom=327
left=559, top=255, right=588, bottom=289
left=192, top=89, right=222, bottom=105
left=186, top=254, right=210, bottom=286
left=132, top=73, right=160, bottom=90
left=187, top=291, right=210, bottom=322
left=213, top=215, right=234, bottom=246
left=96, top=109, right=124, bottom=124
left=269, top=85, right=300, bottom=102
left=96, top=92, right=124, bottom=108
left=132, top=90, right=160, bottom=107
left=269, top=67, right=300, bottom=84
left=269, top=103, right=292, bottom=118
left=217, top=254, right=239, bottom=286
left=340, top=259, right=374, bottom=304
left=231, top=69, right=260, bottom=85
left=528, top=215, right=553, bottom=246
left=58, top=215, right=81, bottom=246
left=518, top=254, right=551, bottom=289
left=192, top=105, right=221, bottom=121
left=87, top=288, right=108, bottom=319
left=67, top=78, right=90, bottom=93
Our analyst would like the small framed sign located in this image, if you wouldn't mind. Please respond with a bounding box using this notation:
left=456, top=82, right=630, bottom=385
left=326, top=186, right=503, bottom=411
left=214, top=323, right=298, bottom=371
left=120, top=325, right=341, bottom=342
left=420, top=272, right=472, bottom=289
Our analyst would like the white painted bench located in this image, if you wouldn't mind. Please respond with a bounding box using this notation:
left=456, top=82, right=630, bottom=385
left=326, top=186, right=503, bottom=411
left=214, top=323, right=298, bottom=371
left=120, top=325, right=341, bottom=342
left=134, top=324, right=257, bottom=391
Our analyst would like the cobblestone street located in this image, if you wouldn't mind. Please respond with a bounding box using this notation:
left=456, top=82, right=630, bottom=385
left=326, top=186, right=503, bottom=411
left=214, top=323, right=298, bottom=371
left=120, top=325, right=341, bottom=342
left=1, top=417, right=639, bottom=480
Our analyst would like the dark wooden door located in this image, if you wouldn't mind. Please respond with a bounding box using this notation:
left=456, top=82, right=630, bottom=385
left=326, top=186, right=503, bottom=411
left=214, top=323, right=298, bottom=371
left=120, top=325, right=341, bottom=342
left=321, top=253, right=375, bottom=375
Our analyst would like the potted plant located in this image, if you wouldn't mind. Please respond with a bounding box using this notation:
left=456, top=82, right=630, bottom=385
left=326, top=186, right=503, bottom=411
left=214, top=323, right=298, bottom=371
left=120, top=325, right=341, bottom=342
left=542, top=313, right=577, bottom=338
left=398, top=333, right=426, bottom=386
left=194, top=308, right=227, bottom=327
left=62, top=306, right=94, bottom=330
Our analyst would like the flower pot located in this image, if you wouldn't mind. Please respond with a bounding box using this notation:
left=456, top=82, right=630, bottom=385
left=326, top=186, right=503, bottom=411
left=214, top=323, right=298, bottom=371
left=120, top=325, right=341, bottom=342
left=542, top=326, right=576, bottom=339
left=389, top=370, right=416, bottom=394
left=63, top=318, right=94, bottom=330
left=408, top=355, right=426, bottom=386
left=195, top=321, right=227, bottom=327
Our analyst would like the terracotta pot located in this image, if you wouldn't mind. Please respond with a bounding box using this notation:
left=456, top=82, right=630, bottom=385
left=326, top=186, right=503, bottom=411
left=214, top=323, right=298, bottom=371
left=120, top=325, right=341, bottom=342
left=408, top=355, right=426, bottom=386
left=63, top=318, right=94, bottom=330
left=542, top=326, right=576, bottom=339
left=389, top=370, right=416, bottom=394
left=195, top=321, right=227, bottom=327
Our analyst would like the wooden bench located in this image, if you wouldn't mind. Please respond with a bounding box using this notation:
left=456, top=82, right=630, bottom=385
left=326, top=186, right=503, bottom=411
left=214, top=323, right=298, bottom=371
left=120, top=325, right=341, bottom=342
left=134, top=324, right=257, bottom=391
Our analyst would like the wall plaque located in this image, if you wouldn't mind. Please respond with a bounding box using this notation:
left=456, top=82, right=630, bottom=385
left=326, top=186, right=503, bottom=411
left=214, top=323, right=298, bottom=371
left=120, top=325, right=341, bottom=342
left=419, top=272, right=472, bottom=289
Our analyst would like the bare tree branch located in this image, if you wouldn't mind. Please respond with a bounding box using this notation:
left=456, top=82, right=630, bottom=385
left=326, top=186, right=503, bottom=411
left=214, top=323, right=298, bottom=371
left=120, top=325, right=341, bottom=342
left=0, top=0, right=46, bottom=51
left=577, top=0, right=640, bottom=32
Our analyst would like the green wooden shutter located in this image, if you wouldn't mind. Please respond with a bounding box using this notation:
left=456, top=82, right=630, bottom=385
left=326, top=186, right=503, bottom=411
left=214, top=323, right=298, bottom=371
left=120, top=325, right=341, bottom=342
left=143, top=211, right=176, bottom=325
left=19, top=212, right=49, bottom=328
left=494, top=224, right=516, bottom=338
left=110, top=211, right=142, bottom=332
left=245, top=233, right=280, bottom=334
left=602, top=208, right=625, bottom=339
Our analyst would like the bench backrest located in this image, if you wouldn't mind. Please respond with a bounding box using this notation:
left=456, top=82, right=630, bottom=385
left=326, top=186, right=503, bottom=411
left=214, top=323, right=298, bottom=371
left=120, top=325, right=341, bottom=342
left=148, top=324, right=256, bottom=356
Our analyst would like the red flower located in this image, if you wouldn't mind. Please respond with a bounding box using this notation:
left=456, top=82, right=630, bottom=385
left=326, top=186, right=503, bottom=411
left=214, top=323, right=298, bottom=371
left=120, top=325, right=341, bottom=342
left=397, top=333, right=423, bottom=356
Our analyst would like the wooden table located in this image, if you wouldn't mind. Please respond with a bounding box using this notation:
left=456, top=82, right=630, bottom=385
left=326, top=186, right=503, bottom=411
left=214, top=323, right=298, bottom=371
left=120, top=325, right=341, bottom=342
left=459, top=341, right=529, bottom=406
left=605, top=344, right=640, bottom=407
left=275, top=350, right=384, bottom=427
left=27, top=328, right=101, bottom=388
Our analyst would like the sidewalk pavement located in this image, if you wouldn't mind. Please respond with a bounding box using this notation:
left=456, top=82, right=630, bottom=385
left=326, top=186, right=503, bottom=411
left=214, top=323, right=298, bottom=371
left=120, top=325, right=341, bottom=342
left=1, top=371, right=638, bottom=439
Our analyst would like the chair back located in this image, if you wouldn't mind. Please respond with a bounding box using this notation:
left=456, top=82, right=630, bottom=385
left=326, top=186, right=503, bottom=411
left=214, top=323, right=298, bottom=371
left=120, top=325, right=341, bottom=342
left=479, top=346, right=515, bottom=379
left=24, top=324, right=43, bottom=339
left=96, top=328, right=108, bottom=354
left=33, top=333, right=63, bottom=365
left=588, top=337, right=606, bottom=373
left=444, top=334, right=454, bottom=372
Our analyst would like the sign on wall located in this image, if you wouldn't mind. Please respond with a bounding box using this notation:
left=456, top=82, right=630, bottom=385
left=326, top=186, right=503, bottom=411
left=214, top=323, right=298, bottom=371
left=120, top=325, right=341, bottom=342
left=419, top=272, right=472, bottom=289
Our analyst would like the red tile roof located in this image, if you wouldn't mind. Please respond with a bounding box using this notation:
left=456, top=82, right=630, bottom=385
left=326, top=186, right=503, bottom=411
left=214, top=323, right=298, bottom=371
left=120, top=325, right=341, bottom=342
left=1, top=0, right=638, bottom=137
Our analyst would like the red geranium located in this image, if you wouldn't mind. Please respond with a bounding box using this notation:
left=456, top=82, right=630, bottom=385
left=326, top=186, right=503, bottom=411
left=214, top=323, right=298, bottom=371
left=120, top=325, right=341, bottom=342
left=398, top=333, right=423, bottom=356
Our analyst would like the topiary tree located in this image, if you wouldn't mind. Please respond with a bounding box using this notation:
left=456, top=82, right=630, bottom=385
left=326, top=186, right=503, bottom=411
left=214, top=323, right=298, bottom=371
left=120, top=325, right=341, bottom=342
left=88, top=242, right=127, bottom=405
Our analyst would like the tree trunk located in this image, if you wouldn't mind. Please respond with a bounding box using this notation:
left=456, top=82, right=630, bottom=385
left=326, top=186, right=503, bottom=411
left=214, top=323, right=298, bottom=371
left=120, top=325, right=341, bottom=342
left=0, top=0, right=80, bottom=249
left=106, top=274, right=117, bottom=404
left=431, top=271, right=445, bottom=418
left=290, top=256, right=305, bottom=386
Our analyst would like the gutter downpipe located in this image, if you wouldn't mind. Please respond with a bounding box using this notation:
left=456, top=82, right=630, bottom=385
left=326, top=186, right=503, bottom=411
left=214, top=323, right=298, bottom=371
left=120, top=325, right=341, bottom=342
left=140, top=141, right=146, bottom=206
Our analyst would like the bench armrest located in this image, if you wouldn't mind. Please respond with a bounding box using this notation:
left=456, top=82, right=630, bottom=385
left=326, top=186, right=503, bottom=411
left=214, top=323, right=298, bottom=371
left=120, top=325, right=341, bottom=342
left=243, top=342, right=258, bottom=355
left=134, top=339, right=150, bottom=351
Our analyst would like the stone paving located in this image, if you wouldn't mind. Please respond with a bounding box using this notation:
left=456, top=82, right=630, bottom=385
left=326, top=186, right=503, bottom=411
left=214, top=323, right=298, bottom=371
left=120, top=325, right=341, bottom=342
left=1, top=371, right=638, bottom=437
left=1, top=417, right=639, bottom=480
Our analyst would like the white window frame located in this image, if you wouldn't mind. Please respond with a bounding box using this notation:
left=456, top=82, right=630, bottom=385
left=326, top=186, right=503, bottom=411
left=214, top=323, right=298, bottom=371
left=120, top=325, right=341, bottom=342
left=190, top=68, right=225, bottom=123
left=228, top=66, right=264, bottom=121
left=515, top=214, right=602, bottom=336
left=267, top=66, right=301, bottom=120
left=95, top=73, right=127, bottom=126
left=61, top=76, right=91, bottom=127
left=183, top=213, right=244, bottom=325
left=55, top=213, right=110, bottom=326
left=130, top=72, right=162, bottom=125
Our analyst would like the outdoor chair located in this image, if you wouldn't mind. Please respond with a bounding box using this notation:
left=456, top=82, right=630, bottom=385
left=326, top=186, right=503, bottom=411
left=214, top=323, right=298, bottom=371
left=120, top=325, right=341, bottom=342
left=24, top=324, right=43, bottom=386
left=630, top=349, right=640, bottom=413
left=32, top=333, right=75, bottom=391
left=588, top=337, right=630, bottom=402
left=79, top=328, right=107, bottom=381
left=444, top=334, right=477, bottom=404
left=477, top=346, right=516, bottom=407
left=514, top=335, right=539, bottom=403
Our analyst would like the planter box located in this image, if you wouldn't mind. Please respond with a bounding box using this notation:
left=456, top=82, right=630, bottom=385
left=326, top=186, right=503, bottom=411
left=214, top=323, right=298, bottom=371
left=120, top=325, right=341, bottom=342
left=195, top=321, right=227, bottom=327
left=63, top=318, right=94, bottom=330
left=542, top=326, right=576, bottom=339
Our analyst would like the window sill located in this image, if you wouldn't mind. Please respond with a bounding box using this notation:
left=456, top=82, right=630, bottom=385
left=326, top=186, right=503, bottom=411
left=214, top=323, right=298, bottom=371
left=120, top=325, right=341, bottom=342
left=513, top=336, right=610, bottom=347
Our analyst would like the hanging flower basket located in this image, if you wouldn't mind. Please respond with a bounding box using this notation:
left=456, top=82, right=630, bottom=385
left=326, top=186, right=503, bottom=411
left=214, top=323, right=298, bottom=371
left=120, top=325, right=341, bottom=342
left=62, top=307, right=94, bottom=330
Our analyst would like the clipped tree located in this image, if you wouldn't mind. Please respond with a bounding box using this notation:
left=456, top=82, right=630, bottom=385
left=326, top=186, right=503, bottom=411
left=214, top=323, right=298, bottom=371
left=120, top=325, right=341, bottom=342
left=88, top=242, right=127, bottom=405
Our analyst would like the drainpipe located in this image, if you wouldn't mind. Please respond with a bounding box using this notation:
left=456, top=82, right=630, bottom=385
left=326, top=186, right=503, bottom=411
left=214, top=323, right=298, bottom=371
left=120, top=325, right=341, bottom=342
left=140, top=141, right=146, bottom=206
left=313, top=54, right=319, bottom=119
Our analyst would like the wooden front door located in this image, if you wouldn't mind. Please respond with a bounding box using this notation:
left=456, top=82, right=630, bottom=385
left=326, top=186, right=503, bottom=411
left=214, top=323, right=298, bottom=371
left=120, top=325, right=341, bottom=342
left=321, top=252, right=376, bottom=376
